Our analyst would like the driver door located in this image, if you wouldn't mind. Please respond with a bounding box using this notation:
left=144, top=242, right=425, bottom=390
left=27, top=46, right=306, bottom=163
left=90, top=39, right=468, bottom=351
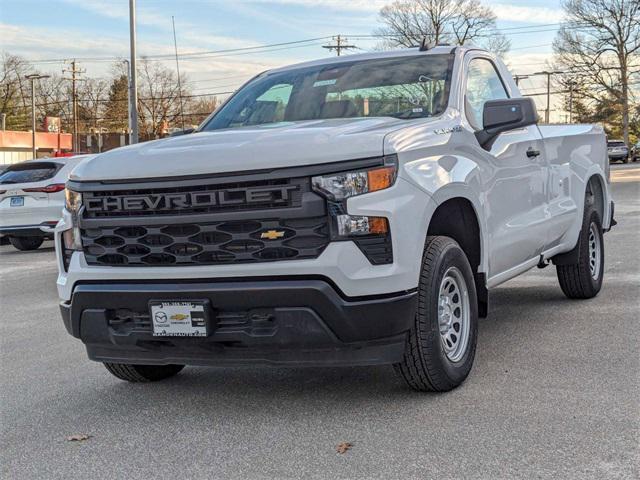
left=465, top=57, right=548, bottom=279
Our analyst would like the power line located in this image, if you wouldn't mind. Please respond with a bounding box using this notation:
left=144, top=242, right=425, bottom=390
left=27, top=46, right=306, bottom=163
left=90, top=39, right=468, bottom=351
left=21, top=37, right=333, bottom=65
left=18, top=24, right=591, bottom=67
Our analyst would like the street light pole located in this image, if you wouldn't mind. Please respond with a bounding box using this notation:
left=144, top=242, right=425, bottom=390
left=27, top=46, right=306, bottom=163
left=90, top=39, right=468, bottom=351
left=129, top=0, right=139, bottom=144
left=25, top=74, right=50, bottom=159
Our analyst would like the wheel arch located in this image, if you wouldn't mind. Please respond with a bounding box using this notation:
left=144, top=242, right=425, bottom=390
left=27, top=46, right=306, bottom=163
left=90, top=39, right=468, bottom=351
left=426, top=194, right=488, bottom=317
left=586, top=173, right=606, bottom=226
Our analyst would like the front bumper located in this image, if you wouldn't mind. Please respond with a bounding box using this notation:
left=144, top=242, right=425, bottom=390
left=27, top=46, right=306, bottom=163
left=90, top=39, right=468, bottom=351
left=60, top=279, right=417, bottom=367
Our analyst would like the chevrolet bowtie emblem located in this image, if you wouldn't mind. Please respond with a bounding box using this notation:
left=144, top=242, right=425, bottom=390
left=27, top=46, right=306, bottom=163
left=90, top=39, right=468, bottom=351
left=260, top=230, right=285, bottom=240
left=170, top=314, right=189, bottom=321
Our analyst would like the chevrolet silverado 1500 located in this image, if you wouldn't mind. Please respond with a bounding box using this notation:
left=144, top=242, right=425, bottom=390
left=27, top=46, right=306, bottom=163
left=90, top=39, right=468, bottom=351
left=56, top=45, right=614, bottom=391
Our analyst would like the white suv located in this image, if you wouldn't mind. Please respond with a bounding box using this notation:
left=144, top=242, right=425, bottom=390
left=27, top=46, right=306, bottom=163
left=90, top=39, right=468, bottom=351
left=1, top=155, right=92, bottom=250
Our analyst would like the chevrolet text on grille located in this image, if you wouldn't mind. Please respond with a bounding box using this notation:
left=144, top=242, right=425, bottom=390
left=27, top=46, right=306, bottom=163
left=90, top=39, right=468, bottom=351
left=84, top=185, right=299, bottom=212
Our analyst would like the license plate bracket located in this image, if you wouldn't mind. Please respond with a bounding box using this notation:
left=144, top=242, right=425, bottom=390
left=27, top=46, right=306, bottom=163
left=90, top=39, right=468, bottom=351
left=149, top=300, right=210, bottom=337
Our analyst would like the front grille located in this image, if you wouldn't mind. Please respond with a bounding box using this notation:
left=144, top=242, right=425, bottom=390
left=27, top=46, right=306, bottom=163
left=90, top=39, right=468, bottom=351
left=81, top=217, right=329, bottom=266
left=82, top=177, right=305, bottom=218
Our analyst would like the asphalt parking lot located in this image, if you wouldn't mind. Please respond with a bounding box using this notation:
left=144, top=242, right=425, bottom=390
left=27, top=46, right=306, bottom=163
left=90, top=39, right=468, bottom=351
left=1, top=164, right=638, bottom=480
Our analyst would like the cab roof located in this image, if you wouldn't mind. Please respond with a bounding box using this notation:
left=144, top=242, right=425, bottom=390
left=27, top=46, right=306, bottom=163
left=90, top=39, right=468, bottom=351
left=269, top=45, right=481, bottom=74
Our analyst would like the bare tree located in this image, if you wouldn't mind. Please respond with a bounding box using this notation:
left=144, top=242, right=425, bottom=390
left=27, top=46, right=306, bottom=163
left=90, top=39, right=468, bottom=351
left=77, top=78, right=109, bottom=133
left=553, top=0, right=640, bottom=144
left=37, top=74, right=72, bottom=131
left=0, top=53, right=34, bottom=130
left=376, top=0, right=510, bottom=56
left=186, top=96, right=220, bottom=126
left=137, top=58, right=189, bottom=137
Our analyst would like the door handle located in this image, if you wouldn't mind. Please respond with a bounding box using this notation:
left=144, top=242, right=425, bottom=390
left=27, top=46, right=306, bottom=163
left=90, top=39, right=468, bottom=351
left=526, top=148, right=541, bottom=158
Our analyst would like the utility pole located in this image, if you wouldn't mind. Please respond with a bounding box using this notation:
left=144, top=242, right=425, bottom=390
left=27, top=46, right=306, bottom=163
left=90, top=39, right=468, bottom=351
left=534, top=70, right=562, bottom=124
left=25, top=74, right=50, bottom=159
left=129, top=0, right=139, bottom=143
left=63, top=60, right=84, bottom=152
left=322, top=35, right=356, bottom=56
left=172, top=16, right=185, bottom=131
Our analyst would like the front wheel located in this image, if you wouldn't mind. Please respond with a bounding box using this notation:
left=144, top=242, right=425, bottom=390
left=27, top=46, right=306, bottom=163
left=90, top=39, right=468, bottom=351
left=9, top=236, right=44, bottom=251
left=556, top=204, right=604, bottom=299
left=103, top=363, right=184, bottom=382
left=394, top=236, right=478, bottom=392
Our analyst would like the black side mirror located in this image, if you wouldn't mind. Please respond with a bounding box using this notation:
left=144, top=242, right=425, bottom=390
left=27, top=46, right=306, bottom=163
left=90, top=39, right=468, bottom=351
left=475, top=97, right=538, bottom=150
left=169, top=128, right=195, bottom=137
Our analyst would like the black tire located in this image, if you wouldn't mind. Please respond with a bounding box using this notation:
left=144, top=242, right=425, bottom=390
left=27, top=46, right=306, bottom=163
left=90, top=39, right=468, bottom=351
left=9, top=236, right=44, bottom=251
left=556, top=203, right=604, bottom=299
left=394, top=236, right=478, bottom=392
left=103, top=363, right=184, bottom=382
left=622, top=155, right=630, bottom=164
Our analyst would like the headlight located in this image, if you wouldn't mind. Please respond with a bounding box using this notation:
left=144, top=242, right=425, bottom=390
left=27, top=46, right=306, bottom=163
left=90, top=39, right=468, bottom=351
left=310, top=157, right=395, bottom=265
left=63, top=188, right=83, bottom=254
left=65, top=188, right=82, bottom=215
left=311, top=157, right=397, bottom=201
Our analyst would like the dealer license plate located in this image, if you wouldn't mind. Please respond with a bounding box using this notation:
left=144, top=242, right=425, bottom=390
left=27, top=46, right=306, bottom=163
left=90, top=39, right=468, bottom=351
left=10, top=197, right=24, bottom=207
left=150, top=301, right=208, bottom=337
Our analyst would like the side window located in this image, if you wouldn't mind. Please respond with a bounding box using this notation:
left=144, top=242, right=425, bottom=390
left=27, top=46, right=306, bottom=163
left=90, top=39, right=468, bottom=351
left=465, top=59, right=508, bottom=130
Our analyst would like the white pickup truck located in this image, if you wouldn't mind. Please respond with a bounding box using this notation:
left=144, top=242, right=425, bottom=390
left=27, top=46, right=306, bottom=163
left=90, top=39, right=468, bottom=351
left=56, top=45, right=614, bottom=391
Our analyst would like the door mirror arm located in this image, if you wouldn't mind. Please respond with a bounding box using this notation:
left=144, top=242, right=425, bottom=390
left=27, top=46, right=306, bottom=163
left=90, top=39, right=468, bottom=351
left=475, top=97, right=539, bottom=151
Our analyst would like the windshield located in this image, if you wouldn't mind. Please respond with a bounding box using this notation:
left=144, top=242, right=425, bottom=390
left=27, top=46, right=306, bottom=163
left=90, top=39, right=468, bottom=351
left=202, top=54, right=453, bottom=131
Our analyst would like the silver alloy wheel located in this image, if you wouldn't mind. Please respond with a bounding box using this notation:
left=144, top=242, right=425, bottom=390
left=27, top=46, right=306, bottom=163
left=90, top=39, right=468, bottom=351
left=438, top=266, right=471, bottom=362
left=588, top=222, right=601, bottom=280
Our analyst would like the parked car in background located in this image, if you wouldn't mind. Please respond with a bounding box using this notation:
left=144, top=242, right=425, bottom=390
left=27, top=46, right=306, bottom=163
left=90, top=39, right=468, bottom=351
left=607, top=139, right=629, bottom=163
left=630, top=141, right=640, bottom=162
left=0, top=155, right=93, bottom=251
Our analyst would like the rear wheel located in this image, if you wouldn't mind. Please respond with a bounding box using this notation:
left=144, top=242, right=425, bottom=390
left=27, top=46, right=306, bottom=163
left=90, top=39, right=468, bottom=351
left=103, top=363, right=184, bottom=382
left=556, top=203, right=604, bottom=299
left=394, top=236, right=478, bottom=392
left=9, top=236, right=44, bottom=251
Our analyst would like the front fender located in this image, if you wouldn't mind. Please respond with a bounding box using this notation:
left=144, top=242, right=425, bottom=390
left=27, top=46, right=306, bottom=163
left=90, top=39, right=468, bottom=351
left=399, top=153, right=489, bottom=274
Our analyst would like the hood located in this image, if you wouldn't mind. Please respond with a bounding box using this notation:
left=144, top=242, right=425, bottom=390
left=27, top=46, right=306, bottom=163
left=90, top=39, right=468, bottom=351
left=71, top=117, right=419, bottom=182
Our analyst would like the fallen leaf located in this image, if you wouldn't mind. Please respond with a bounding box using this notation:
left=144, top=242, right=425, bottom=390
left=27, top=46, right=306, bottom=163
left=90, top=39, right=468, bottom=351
left=66, top=434, right=91, bottom=442
left=336, top=442, right=352, bottom=454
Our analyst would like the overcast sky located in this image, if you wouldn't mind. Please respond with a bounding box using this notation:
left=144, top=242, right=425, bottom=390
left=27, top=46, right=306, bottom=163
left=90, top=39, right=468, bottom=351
left=1, top=0, right=565, bottom=107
